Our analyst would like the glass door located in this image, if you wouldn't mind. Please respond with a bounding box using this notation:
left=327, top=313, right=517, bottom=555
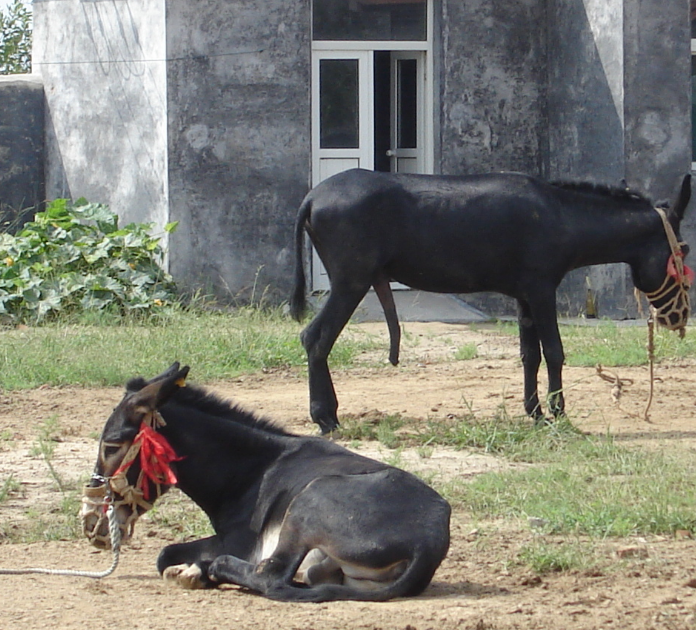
left=310, top=0, right=432, bottom=290
left=389, top=51, right=425, bottom=173
left=312, top=50, right=374, bottom=185
left=312, top=50, right=374, bottom=289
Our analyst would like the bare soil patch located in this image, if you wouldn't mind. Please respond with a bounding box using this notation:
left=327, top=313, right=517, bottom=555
left=1, top=322, right=696, bottom=629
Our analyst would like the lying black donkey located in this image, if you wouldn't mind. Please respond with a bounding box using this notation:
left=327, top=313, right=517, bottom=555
left=81, top=363, right=451, bottom=602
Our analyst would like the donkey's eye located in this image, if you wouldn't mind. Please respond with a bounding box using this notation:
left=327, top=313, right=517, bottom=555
left=103, top=444, right=122, bottom=458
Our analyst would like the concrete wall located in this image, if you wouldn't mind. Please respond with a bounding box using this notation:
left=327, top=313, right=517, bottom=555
left=548, top=0, right=631, bottom=319
left=556, top=0, right=693, bottom=319
left=439, top=0, right=547, bottom=177
left=437, top=0, right=548, bottom=317
left=32, top=0, right=169, bottom=230
left=164, top=0, right=312, bottom=302
left=0, top=75, right=44, bottom=229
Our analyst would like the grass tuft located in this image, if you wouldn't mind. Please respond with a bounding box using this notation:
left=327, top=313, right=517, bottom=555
left=0, top=307, right=379, bottom=390
left=517, top=539, right=596, bottom=575
left=450, top=437, right=696, bottom=538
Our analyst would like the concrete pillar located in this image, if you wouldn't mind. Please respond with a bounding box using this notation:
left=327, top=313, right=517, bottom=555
left=0, top=75, right=44, bottom=230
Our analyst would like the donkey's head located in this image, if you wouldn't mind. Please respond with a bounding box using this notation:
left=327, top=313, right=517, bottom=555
left=81, top=363, right=189, bottom=549
left=631, top=174, right=693, bottom=334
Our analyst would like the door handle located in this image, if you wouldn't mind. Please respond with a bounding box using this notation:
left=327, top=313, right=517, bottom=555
left=386, top=149, right=396, bottom=157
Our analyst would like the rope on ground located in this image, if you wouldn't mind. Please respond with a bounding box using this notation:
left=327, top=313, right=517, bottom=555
left=595, top=364, right=634, bottom=405
left=0, top=503, right=121, bottom=578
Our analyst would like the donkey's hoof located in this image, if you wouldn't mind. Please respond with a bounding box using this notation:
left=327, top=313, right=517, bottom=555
left=318, top=420, right=339, bottom=435
left=163, top=563, right=206, bottom=590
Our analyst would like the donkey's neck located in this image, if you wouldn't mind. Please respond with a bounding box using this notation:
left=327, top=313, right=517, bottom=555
left=158, top=407, right=289, bottom=521
left=564, top=202, right=662, bottom=269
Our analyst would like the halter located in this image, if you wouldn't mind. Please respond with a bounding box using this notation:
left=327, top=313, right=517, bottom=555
left=82, top=410, right=181, bottom=548
left=643, top=207, right=693, bottom=337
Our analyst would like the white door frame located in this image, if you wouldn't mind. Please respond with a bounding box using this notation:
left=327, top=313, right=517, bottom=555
left=311, top=50, right=375, bottom=187
left=310, top=1, right=433, bottom=290
left=312, top=39, right=434, bottom=183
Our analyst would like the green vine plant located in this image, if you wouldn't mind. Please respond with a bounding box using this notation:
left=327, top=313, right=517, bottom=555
left=0, top=198, right=179, bottom=324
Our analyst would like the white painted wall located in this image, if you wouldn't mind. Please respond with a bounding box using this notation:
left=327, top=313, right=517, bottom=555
left=32, top=0, right=169, bottom=234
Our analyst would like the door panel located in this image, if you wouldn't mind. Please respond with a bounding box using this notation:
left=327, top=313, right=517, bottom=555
left=390, top=51, right=425, bottom=173
left=312, top=50, right=374, bottom=290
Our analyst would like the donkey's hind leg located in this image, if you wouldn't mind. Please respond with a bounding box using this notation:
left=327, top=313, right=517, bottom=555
left=301, top=282, right=371, bottom=433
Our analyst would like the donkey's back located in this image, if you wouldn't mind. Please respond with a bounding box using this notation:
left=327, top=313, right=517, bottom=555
left=293, top=168, right=561, bottom=309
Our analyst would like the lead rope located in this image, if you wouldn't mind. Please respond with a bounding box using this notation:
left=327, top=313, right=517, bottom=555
left=644, top=310, right=656, bottom=423
left=637, top=206, right=692, bottom=422
left=0, top=491, right=121, bottom=578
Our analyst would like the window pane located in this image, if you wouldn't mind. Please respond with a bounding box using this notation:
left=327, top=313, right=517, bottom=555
left=314, top=0, right=427, bottom=41
left=397, top=58, right=418, bottom=149
left=320, top=59, right=360, bottom=149
left=692, top=56, right=696, bottom=161
left=692, top=0, right=696, bottom=39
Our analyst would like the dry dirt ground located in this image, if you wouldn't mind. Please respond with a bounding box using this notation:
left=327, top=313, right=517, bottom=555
left=1, top=321, right=696, bottom=630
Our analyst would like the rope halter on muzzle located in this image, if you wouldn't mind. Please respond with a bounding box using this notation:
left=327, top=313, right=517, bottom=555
left=82, top=410, right=181, bottom=549
left=643, top=207, right=694, bottom=338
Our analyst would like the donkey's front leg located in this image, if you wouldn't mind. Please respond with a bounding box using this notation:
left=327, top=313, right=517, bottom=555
left=209, top=552, right=303, bottom=596
left=528, top=293, right=566, bottom=419
left=517, top=299, right=544, bottom=421
left=157, top=535, right=221, bottom=589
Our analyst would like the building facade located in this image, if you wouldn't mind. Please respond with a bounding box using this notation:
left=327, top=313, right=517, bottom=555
left=31, top=0, right=693, bottom=316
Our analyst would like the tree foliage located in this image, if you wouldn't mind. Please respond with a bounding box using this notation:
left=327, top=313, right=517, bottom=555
left=0, top=0, right=31, bottom=74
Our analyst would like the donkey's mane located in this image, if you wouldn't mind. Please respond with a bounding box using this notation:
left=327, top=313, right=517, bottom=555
left=126, top=375, right=292, bottom=436
left=172, top=383, right=292, bottom=436
left=550, top=180, right=654, bottom=206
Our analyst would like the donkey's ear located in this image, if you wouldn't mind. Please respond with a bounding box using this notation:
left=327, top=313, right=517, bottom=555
left=125, top=362, right=182, bottom=393
left=673, top=173, right=692, bottom=222
left=148, top=362, right=182, bottom=385
left=131, top=366, right=190, bottom=412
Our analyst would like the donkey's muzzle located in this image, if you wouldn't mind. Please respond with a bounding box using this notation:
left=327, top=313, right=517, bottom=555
left=81, top=484, right=112, bottom=549
left=648, top=279, right=690, bottom=337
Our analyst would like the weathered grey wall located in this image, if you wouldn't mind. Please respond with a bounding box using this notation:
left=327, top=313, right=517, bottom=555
left=624, top=0, right=691, bottom=198
left=438, top=0, right=546, bottom=317
left=439, top=0, right=547, bottom=176
left=548, top=0, right=625, bottom=182
left=622, top=0, right=695, bottom=317
left=0, top=75, right=44, bottom=229
left=33, top=0, right=169, bottom=229
left=548, top=0, right=630, bottom=319
left=165, top=0, right=312, bottom=301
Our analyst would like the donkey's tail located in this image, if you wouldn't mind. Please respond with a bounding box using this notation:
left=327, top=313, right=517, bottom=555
left=290, top=195, right=313, bottom=322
